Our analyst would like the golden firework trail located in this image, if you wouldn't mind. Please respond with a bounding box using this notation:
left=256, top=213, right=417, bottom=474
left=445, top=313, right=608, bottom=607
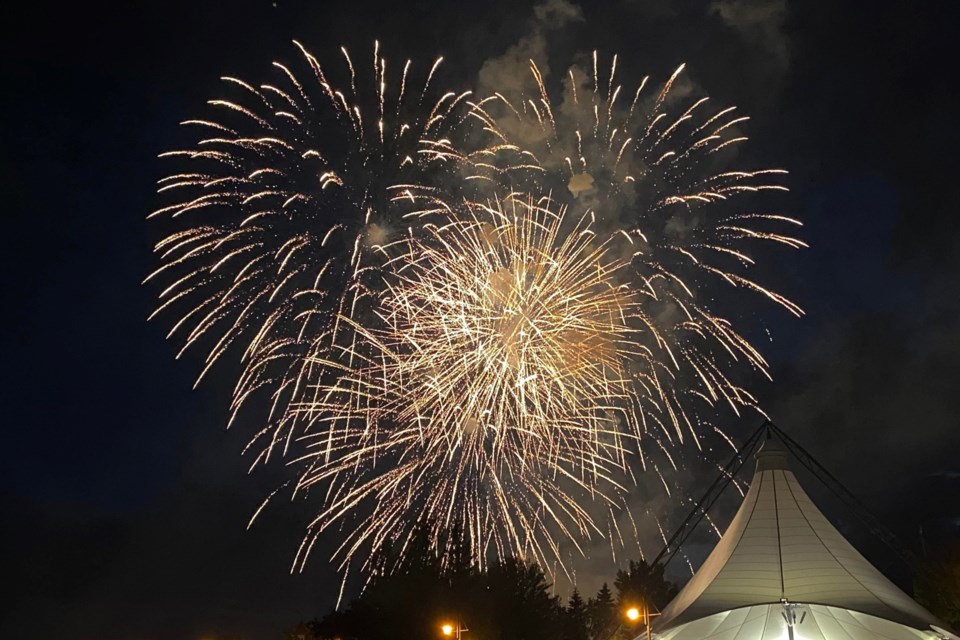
left=286, top=194, right=648, bottom=574
left=146, top=41, right=473, bottom=395
left=146, top=43, right=804, bottom=579
left=464, top=53, right=806, bottom=446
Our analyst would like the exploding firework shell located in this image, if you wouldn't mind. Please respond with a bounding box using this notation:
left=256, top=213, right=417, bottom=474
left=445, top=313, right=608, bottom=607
left=147, top=42, right=483, bottom=433
left=466, top=54, right=806, bottom=447
left=289, top=194, right=655, bottom=574
left=146, top=42, right=805, bottom=581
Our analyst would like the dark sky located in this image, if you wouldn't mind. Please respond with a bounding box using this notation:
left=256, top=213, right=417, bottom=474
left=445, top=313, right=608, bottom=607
left=2, top=1, right=959, bottom=638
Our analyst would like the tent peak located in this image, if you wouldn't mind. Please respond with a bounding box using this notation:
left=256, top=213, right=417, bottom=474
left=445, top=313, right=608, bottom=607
left=653, top=427, right=945, bottom=636
left=755, top=435, right=789, bottom=471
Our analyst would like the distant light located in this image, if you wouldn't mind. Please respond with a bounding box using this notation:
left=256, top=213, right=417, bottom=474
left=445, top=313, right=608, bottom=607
left=626, top=607, right=641, bottom=622
left=442, top=623, right=454, bottom=636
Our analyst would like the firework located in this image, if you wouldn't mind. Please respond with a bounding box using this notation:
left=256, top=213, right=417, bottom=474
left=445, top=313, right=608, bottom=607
left=466, top=54, right=805, bottom=445
left=147, top=43, right=804, bottom=579
left=146, top=41, right=473, bottom=401
left=287, top=194, right=646, bottom=573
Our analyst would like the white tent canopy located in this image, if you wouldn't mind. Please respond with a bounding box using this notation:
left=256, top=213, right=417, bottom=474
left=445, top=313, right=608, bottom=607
left=651, top=439, right=955, bottom=640
left=656, top=604, right=937, bottom=640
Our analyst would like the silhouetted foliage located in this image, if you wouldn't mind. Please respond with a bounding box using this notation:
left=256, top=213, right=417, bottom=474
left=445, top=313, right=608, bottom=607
left=309, top=557, right=563, bottom=640
left=307, top=555, right=677, bottom=640
left=914, top=542, right=960, bottom=632
left=614, top=559, right=679, bottom=611
left=285, top=621, right=320, bottom=640
left=564, top=589, right=589, bottom=640
left=586, top=583, right=616, bottom=640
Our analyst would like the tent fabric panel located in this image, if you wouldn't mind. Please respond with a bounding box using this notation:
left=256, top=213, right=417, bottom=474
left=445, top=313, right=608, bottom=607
left=654, top=448, right=942, bottom=632
left=654, top=604, right=941, bottom=640
left=657, top=476, right=767, bottom=628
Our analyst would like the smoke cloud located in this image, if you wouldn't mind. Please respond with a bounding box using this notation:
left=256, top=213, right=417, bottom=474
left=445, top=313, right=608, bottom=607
left=710, top=0, right=789, bottom=73
left=477, top=0, right=584, bottom=96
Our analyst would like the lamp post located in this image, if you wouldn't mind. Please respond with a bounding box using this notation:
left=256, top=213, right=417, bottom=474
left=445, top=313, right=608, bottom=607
left=441, top=620, right=468, bottom=640
left=619, top=602, right=659, bottom=640
left=641, top=602, right=660, bottom=640
left=603, top=605, right=648, bottom=640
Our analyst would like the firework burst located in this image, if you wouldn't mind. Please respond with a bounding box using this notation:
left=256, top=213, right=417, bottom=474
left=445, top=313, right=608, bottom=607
left=147, top=43, right=804, bottom=579
left=466, top=54, right=806, bottom=446
left=146, top=41, right=473, bottom=400
left=288, top=194, right=647, bottom=573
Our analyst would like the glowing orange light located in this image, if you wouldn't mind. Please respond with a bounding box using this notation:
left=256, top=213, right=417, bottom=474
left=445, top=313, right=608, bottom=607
left=626, top=607, right=641, bottom=622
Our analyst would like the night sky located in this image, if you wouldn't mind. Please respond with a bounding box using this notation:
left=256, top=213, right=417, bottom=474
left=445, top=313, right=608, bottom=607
left=2, top=1, right=959, bottom=638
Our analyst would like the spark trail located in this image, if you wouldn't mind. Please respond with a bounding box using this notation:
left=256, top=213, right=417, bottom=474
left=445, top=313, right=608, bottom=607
left=147, top=44, right=804, bottom=579
left=465, top=54, right=805, bottom=448
left=288, top=194, right=646, bottom=574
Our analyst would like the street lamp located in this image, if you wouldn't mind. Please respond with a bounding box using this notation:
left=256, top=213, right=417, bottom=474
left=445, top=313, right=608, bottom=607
left=618, top=603, right=660, bottom=640
left=633, top=603, right=660, bottom=640
left=441, top=620, right=468, bottom=640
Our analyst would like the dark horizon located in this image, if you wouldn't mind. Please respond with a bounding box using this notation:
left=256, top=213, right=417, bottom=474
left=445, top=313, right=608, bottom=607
left=2, top=1, right=958, bottom=638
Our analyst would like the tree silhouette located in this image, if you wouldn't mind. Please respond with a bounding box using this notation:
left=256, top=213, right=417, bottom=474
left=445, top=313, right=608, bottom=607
left=304, top=554, right=677, bottom=640
left=914, top=542, right=960, bottom=632
left=586, top=583, right=616, bottom=640
left=565, top=588, right=589, bottom=640
left=483, top=558, right=564, bottom=640
left=309, top=556, right=564, bottom=640
left=614, top=559, right=679, bottom=611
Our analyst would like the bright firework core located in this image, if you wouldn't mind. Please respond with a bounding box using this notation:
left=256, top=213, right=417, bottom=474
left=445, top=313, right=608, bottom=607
left=293, top=196, right=643, bottom=572
left=376, top=196, right=638, bottom=451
